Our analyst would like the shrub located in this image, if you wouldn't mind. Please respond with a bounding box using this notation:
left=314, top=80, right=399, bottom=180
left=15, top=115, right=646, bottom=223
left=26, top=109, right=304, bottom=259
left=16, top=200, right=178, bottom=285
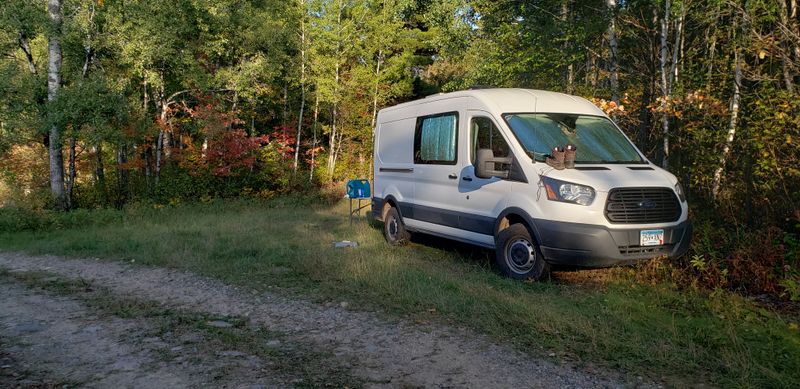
left=631, top=214, right=799, bottom=301
left=0, top=207, right=124, bottom=233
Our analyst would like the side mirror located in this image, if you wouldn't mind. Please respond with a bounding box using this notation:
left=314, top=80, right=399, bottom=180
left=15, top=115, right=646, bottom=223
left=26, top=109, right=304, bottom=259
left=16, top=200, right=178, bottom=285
left=475, top=148, right=512, bottom=179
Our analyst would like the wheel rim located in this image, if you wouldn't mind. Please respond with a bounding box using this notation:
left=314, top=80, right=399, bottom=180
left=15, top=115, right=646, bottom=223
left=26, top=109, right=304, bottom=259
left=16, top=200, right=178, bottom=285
left=387, top=216, right=399, bottom=240
left=505, top=238, right=535, bottom=274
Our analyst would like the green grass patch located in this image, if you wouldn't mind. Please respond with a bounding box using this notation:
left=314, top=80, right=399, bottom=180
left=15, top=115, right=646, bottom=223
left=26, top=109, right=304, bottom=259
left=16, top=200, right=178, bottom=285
left=1, top=199, right=798, bottom=387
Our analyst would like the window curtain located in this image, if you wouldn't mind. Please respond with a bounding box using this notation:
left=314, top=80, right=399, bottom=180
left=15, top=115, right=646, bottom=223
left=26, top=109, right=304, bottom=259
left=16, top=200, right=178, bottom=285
left=420, top=115, right=456, bottom=161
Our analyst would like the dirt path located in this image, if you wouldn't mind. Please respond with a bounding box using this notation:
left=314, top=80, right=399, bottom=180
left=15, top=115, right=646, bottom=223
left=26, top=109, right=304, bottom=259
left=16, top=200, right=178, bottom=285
left=0, top=281, right=283, bottom=388
left=0, top=252, right=628, bottom=388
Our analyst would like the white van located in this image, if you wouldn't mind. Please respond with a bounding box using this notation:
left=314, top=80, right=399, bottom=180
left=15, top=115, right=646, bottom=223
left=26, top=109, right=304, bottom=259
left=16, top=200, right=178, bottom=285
left=371, top=88, right=691, bottom=279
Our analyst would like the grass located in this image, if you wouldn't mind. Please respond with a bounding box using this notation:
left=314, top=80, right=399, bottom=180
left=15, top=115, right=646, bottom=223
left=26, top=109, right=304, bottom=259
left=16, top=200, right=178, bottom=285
left=1, top=198, right=798, bottom=387
left=1, top=269, right=363, bottom=388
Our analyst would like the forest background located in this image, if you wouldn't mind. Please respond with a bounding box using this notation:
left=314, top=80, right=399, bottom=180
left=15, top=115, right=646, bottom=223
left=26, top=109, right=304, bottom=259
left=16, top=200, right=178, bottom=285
left=0, top=0, right=798, bottom=299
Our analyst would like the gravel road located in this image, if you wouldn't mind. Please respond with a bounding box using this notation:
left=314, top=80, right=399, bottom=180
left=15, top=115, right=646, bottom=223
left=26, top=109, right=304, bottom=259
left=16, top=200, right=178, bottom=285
left=0, top=252, right=631, bottom=388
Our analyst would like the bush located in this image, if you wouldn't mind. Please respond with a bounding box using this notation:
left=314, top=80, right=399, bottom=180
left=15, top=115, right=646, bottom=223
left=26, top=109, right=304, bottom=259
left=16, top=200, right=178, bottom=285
left=631, top=213, right=800, bottom=301
left=0, top=207, right=124, bottom=233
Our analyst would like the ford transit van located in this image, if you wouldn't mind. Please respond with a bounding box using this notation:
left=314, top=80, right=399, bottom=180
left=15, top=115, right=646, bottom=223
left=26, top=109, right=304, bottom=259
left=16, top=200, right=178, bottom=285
left=371, top=88, right=691, bottom=279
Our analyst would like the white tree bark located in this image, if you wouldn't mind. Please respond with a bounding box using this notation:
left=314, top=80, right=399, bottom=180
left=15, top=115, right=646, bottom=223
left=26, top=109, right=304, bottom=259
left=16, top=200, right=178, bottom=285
left=659, top=0, right=671, bottom=169
left=668, top=2, right=684, bottom=91
left=155, top=77, right=165, bottom=187
left=47, top=0, right=66, bottom=210
left=790, top=0, right=799, bottom=64
left=607, top=0, right=619, bottom=103
left=310, top=90, right=319, bottom=182
left=327, top=2, right=344, bottom=179
left=294, top=0, right=307, bottom=173
left=560, top=1, right=575, bottom=94
left=712, top=51, right=743, bottom=199
left=371, top=50, right=383, bottom=129
left=779, top=0, right=796, bottom=93
left=327, top=62, right=340, bottom=178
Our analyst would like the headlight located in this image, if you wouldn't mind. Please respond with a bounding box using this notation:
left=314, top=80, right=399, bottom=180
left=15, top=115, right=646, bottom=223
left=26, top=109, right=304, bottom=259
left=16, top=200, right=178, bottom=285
left=541, top=176, right=595, bottom=206
left=675, top=182, right=686, bottom=202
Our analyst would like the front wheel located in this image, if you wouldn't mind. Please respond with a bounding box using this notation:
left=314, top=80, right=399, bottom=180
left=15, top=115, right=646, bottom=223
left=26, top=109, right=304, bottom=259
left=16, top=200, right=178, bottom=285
left=495, top=224, right=550, bottom=280
left=383, top=207, right=410, bottom=245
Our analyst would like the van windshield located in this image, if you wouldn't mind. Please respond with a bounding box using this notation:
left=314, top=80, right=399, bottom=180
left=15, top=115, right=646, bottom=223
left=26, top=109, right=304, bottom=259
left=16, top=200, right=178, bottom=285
left=502, top=113, right=644, bottom=163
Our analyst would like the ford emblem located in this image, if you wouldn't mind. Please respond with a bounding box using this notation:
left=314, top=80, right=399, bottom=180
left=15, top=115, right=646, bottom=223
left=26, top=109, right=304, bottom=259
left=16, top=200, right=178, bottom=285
left=638, top=199, right=657, bottom=209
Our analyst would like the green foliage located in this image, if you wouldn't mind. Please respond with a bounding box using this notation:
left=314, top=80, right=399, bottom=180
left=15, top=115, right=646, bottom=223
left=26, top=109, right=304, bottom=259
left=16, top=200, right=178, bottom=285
left=0, top=206, right=122, bottom=232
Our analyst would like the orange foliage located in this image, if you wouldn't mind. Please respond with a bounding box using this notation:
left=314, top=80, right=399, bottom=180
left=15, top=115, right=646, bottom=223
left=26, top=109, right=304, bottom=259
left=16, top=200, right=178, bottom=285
left=0, top=143, right=50, bottom=207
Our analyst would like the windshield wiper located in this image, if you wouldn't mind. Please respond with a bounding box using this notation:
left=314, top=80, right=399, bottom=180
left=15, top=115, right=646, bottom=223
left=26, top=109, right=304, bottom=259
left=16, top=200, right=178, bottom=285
left=526, top=150, right=547, bottom=161
left=579, top=160, right=646, bottom=164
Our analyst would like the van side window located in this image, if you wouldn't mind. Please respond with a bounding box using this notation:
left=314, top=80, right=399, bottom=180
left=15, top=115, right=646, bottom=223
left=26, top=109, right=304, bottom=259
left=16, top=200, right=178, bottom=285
left=471, top=116, right=510, bottom=165
left=414, top=112, right=458, bottom=165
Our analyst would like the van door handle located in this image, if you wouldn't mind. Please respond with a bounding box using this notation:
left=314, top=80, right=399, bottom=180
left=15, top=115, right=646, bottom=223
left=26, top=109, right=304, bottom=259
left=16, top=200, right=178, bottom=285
left=448, top=174, right=458, bottom=179
left=462, top=176, right=473, bottom=182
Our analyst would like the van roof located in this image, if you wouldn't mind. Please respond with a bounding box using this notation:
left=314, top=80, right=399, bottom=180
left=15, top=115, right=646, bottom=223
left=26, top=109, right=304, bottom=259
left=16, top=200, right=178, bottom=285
left=380, top=88, right=605, bottom=117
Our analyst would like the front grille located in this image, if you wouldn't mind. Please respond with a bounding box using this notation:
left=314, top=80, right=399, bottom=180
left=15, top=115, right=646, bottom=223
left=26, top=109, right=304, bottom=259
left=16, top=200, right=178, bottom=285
left=605, top=187, right=681, bottom=224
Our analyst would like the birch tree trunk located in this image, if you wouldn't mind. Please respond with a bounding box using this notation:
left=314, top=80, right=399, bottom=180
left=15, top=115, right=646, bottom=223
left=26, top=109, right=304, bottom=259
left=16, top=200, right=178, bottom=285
left=65, top=3, right=97, bottom=209
left=155, top=78, right=166, bottom=187
left=327, top=63, right=340, bottom=179
left=659, top=0, right=671, bottom=169
left=327, top=4, right=344, bottom=180
left=668, top=2, right=684, bottom=90
left=294, top=0, right=307, bottom=173
left=712, top=51, right=743, bottom=199
left=607, top=0, right=619, bottom=104
left=47, top=0, right=66, bottom=210
left=310, top=91, right=319, bottom=182
left=370, top=50, right=383, bottom=181
left=779, top=0, right=796, bottom=92
left=792, top=0, right=799, bottom=63
left=371, top=50, right=383, bottom=129
left=560, top=1, right=574, bottom=94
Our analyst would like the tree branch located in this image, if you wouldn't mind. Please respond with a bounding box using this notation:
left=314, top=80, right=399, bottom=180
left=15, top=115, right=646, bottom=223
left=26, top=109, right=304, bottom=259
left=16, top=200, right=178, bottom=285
left=17, top=33, right=37, bottom=75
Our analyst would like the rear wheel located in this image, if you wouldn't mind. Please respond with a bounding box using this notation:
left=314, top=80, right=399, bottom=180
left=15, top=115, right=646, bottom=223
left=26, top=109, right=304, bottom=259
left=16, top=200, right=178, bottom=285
left=383, top=207, right=410, bottom=245
left=495, top=224, right=549, bottom=280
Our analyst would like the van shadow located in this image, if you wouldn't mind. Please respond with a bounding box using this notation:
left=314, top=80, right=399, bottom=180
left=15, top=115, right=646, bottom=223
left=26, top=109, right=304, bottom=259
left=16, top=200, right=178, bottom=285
left=409, top=233, right=495, bottom=265
left=368, top=219, right=494, bottom=267
left=368, top=219, right=616, bottom=286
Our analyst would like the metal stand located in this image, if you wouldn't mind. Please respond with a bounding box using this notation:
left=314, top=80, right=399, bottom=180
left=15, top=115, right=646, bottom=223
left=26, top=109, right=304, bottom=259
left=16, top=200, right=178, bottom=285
left=349, top=197, right=369, bottom=225
left=346, top=179, right=371, bottom=225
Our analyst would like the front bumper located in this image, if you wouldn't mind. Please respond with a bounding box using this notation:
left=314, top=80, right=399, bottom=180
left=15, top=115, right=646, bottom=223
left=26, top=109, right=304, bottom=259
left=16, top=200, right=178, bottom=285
left=533, top=219, right=692, bottom=267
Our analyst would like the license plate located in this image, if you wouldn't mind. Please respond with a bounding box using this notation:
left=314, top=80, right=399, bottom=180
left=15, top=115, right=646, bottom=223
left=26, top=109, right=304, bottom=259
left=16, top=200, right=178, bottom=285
left=640, top=229, right=664, bottom=246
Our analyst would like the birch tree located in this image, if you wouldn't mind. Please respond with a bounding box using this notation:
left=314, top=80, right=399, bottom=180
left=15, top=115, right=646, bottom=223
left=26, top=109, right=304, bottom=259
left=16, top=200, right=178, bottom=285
left=658, top=0, right=671, bottom=168
left=47, top=0, right=66, bottom=210
left=607, top=0, right=620, bottom=104
left=711, top=49, right=743, bottom=199
left=293, top=0, right=309, bottom=173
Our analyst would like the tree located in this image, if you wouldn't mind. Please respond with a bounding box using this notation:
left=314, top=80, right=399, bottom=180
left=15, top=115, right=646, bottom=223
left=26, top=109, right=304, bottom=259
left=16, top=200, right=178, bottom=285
left=47, top=0, right=66, bottom=210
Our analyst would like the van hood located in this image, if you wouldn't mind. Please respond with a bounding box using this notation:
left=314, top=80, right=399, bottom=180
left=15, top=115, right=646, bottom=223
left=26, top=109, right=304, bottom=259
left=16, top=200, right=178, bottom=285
left=533, top=163, right=678, bottom=193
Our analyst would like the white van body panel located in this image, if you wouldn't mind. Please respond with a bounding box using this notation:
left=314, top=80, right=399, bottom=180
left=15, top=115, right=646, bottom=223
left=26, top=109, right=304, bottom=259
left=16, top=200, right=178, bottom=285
left=373, top=89, right=692, bottom=267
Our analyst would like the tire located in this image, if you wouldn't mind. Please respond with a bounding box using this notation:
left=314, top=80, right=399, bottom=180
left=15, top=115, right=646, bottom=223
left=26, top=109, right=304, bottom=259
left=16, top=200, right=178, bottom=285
left=383, top=207, right=410, bottom=245
left=495, top=224, right=550, bottom=280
